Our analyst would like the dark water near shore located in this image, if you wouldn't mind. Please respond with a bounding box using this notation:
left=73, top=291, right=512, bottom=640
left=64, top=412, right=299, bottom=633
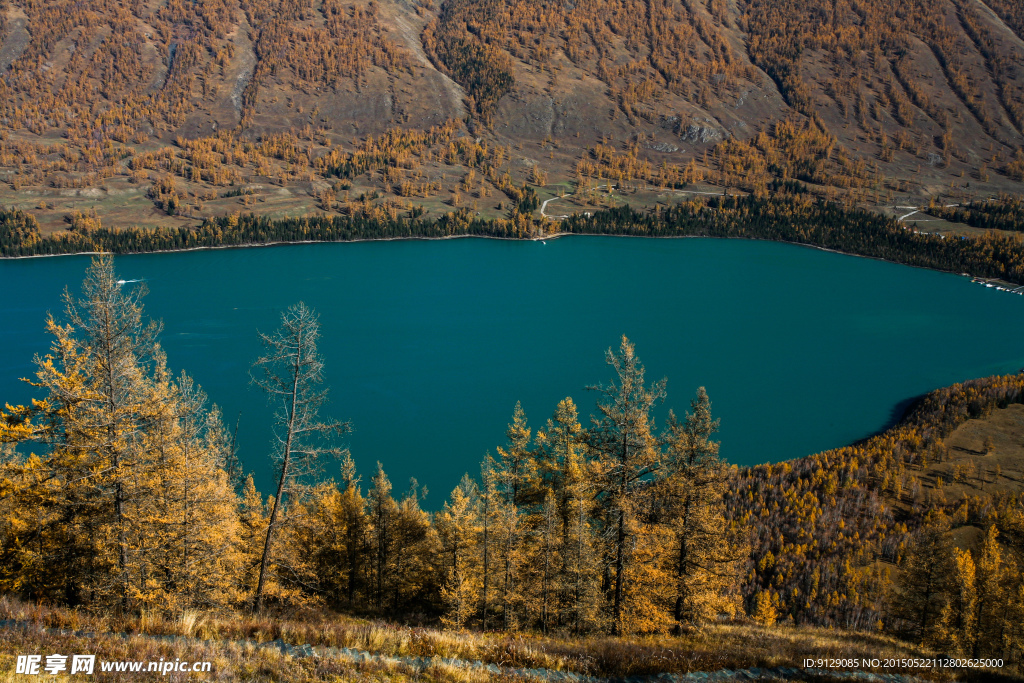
left=2, top=237, right=1023, bottom=502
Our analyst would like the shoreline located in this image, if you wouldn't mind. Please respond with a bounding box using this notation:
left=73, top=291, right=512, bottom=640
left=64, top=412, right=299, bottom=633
left=0, top=233, right=983, bottom=292
left=0, top=231, right=980, bottom=287
left=0, top=231, right=539, bottom=260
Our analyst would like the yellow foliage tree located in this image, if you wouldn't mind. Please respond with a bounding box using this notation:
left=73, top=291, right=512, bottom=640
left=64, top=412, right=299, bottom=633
left=0, top=256, right=241, bottom=611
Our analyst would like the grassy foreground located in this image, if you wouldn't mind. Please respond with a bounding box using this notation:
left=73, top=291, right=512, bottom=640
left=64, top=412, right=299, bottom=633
left=0, top=598, right=1000, bottom=682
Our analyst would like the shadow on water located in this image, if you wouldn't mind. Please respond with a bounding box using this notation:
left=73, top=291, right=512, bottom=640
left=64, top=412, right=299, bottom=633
left=848, top=393, right=928, bottom=449
left=854, top=368, right=1024, bottom=450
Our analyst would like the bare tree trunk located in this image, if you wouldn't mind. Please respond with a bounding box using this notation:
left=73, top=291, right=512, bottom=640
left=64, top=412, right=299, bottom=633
left=254, top=347, right=301, bottom=611
left=541, top=529, right=550, bottom=634
left=612, top=432, right=629, bottom=636
left=673, top=494, right=691, bottom=633
left=101, top=311, right=131, bottom=612
left=251, top=302, right=348, bottom=612
left=482, top=518, right=489, bottom=630
left=612, top=509, right=625, bottom=635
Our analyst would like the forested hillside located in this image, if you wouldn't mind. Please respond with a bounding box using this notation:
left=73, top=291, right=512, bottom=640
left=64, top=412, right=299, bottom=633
left=0, top=0, right=1022, bottom=232
left=1, top=258, right=1022, bottom=676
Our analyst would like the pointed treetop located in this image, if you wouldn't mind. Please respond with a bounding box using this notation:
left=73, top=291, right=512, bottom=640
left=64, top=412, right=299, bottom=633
left=340, top=452, right=360, bottom=492
left=590, top=335, right=667, bottom=416
left=506, top=401, right=531, bottom=449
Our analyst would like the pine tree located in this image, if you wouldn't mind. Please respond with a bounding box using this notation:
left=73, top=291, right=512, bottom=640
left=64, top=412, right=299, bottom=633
left=0, top=256, right=241, bottom=611
left=662, top=387, right=742, bottom=630
left=894, top=511, right=952, bottom=642
left=437, top=475, right=481, bottom=628
left=559, top=446, right=604, bottom=634
left=368, top=462, right=398, bottom=611
left=587, top=336, right=666, bottom=634
left=938, top=547, right=978, bottom=655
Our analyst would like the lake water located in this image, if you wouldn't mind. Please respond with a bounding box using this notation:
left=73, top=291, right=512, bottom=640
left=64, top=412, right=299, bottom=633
left=2, top=237, right=1023, bottom=502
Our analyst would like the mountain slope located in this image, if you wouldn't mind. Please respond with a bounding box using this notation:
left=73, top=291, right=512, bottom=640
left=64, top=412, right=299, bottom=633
left=0, top=0, right=1022, bottom=232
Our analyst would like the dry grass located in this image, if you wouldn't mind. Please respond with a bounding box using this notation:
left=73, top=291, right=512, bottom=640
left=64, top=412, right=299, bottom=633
left=928, top=404, right=1024, bottom=499
left=0, top=597, right=976, bottom=681
left=485, top=625, right=961, bottom=679
left=0, top=618, right=521, bottom=682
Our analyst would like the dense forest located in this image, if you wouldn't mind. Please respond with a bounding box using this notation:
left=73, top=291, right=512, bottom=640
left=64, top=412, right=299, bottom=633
left=734, top=374, right=1024, bottom=639
left=1, top=257, right=1023, bottom=673
left=3, top=195, right=1024, bottom=285
left=929, top=195, right=1024, bottom=233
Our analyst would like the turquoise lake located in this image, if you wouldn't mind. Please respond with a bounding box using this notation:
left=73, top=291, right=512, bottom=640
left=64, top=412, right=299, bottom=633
left=2, top=237, right=1023, bottom=502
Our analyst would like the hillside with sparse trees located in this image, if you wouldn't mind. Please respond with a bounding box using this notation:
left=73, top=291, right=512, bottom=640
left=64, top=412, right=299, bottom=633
left=0, top=0, right=1021, bottom=236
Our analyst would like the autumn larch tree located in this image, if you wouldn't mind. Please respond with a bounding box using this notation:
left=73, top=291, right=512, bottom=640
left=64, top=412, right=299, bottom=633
left=493, top=403, right=535, bottom=629
left=0, top=256, right=240, bottom=611
left=894, top=511, right=952, bottom=643
left=437, top=474, right=481, bottom=629
left=388, top=477, right=435, bottom=614
left=144, top=369, right=242, bottom=609
left=338, top=453, right=369, bottom=607
left=661, top=386, right=743, bottom=630
left=937, top=525, right=1022, bottom=659
left=478, top=454, right=501, bottom=629
left=496, top=401, right=536, bottom=507
left=250, top=301, right=349, bottom=610
left=587, top=335, right=666, bottom=635
left=1, top=255, right=163, bottom=608
left=534, top=397, right=602, bottom=632
left=64, top=256, right=162, bottom=608
left=559, top=438, right=604, bottom=633
left=294, top=454, right=369, bottom=608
